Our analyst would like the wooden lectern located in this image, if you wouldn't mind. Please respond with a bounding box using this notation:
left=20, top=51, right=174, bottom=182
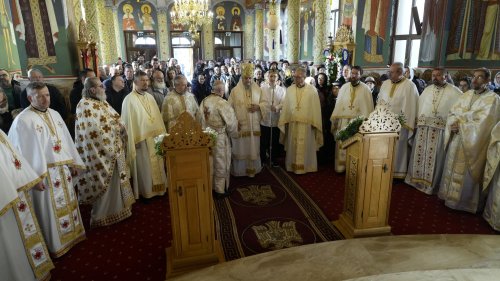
left=163, top=112, right=224, bottom=278
left=334, top=104, right=401, bottom=238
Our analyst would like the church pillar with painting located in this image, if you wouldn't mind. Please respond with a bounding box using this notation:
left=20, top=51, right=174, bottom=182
left=157, top=7, right=171, bottom=60
left=111, top=6, right=123, bottom=59
left=244, top=9, right=255, bottom=60
left=286, top=0, right=300, bottom=64
left=254, top=4, right=264, bottom=61
left=313, top=0, right=328, bottom=66
left=267, top=0, right=281, bottom=62
left=203, top=21, right=214, bottom=61
left=100, top=0, right=119, bottom=64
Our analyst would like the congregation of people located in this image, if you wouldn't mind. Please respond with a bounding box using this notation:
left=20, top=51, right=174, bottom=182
left=0, top=55, right=499, bottom=280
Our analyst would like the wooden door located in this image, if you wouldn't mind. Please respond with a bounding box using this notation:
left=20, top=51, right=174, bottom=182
left=168, top=149, right=212, bottom=258
left=361, top=136, right=394, bottom=228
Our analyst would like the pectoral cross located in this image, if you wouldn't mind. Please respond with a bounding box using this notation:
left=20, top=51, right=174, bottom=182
left=348, top=104, right=355, bottom=110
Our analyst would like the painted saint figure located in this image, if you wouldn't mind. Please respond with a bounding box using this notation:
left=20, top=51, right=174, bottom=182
left=216, top=6, right=226, bottom=31
left=123, top=4, right=137, bottom=31
left=231, top=7, right=242, bottom=31
left=139, top=4, right=155, bottom=30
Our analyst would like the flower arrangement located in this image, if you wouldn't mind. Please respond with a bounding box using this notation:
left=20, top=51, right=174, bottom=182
left=335, top=113, right=407, bottom=142
left=154, top=133, right=170, bottom=156
left=325, top=49, right=343, bottom=86
left=203, top=127, right=218, bottom=144
left=335, top=116, right=366, bottom=142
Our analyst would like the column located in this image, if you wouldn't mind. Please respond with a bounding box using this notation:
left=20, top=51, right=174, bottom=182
left=202, top=22, right=214, bottom=60
left=267, top=0, right=281, bottom=62
left=286, top=0, right=300, bottom=63
left=81, top=0, right=99, bottom=44
left=157, top=7, right=171, bottom=60
left=112, top=6, right=123, bottom=59
left=97, top=0, right=118, bottom=64
left=313, top=0, right=328, bottom=65
left=244, top=10, right=255, bottom=60
left=254, top=4, right=264, bottom=60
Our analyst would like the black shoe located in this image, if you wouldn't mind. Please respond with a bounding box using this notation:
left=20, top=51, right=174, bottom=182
left=213, top=191, right=229, bottom=199
left=272, top=162, right=279, bottom=167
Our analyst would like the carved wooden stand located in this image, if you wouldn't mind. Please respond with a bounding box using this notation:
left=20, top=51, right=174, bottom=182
left=334, top=104, right=400, bottom=238
left=163, top=112, right=224, bottom=279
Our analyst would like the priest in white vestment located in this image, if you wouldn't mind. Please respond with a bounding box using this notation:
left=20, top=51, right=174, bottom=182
left=0, top=130, right=54, bottom=281
left=121, top=71, right=167, bottom=199
left=228, top=63, right=263, bottom=177
left=483, top=121, right=500, bottom=230
left=439, top=68, right=500, bottom=213
left=197, top=81, right=238, bottom=197
left=162, top=74, right=200, bottom=132
left=8, top=82, right=86, bottom=258
left=405, top=68, right=461, bottom=194
left=74, top=78, right=135, bottom=228
left=330, top=66, right=374, bottom=173
left=377, top=62, right=419, bottom=178
left=259, top=70, right=286, bottom=166
left=278, top=68, right=323, bottom=174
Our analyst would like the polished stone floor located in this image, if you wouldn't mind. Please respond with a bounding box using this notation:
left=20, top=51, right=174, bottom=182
left=172, top=235, right=500, bottom=281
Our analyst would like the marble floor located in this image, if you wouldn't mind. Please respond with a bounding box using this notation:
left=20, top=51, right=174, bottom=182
left=171, top=235, right=500, bottom=281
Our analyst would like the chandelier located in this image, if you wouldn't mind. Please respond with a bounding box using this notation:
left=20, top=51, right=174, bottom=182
left=170, top=0, right=214, bottom=37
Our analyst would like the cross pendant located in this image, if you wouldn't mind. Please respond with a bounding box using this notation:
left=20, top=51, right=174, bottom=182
left=348, top=104, right=355, bottom=110
left=295, top=106, right=301, bottom=110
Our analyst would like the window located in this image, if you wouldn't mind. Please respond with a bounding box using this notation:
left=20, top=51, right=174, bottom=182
left=123, top=31, right=157, bottom=63
left=213, top=31, right=243, bottom=61
left=329, top=0, right=341, bottom=40
left=391, top=0, right=425, bottom=67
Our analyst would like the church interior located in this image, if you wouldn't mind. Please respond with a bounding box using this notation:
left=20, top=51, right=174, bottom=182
left=1, top=0, right=500, bottom=280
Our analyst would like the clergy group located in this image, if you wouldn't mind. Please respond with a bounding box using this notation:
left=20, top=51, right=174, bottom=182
left=0, top=59, right=499, bottom=281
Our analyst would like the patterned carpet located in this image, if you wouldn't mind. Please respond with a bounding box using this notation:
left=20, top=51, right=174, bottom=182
left=214, top=166, right=343, bottom=260
left=49, top=161, right=497, bottom=280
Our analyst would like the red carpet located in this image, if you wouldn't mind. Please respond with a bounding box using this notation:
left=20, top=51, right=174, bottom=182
left=49, top=161, right=497, bottom=280
left=214, top=166, right=343, bottom=260
left=287, top=162, right=498, bottom=235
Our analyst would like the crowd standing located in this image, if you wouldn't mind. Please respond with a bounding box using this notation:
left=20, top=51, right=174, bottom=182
left=0, top=55, right=499, bottom=280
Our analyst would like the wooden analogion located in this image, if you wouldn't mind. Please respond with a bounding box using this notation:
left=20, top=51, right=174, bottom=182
left=163, top=112, right=224, bottom=278
left=334, top=104, right=400, bottom=238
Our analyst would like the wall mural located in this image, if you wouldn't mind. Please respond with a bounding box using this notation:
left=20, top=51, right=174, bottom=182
left=354, top=0, right=393, bottom=67
left=0, top=0, right=20, bottom=71
left=119, top=1, right=157, bottom=31
left=9, top=0, right=74, bottom=75
left=299, top=0, right=314, bottom=61
left=213, top=2, right=244, bottom=32
left=442, top=0, right=499, bottom=68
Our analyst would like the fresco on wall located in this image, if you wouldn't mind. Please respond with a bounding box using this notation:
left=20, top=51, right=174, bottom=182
left=118, top=1, right=157, bottom=31
left=354, top=0, right=393, bottom=67
left=212, top=2, right=245, bottom=32
left=0, top=0, right=20, bottom=71
left=9, top=0, right=74, bottom=75
left=299, top=1, right=314, bottom=61
left=442, top=0, right=499, bottom=68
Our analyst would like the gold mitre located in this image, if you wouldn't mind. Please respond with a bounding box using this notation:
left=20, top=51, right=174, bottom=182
left=241, top=63, right=254, bottom=78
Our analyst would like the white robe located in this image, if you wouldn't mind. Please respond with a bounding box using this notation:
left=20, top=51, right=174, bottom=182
left=483, top=122, right=500, bottom=230
left=278, top=84, right=323, bottom=174
left=0, top=130, right=54, bottom=281
left=405, top=83, right=461, bottom=194
left=378, top=78, right=419, bottom=178
left=162, top=90, right=200, bottom=132
left=121, top=91, right=167, bottom=199
left=229, top=81, right=263, bottom=177
left=8, top=107, right=86, bottom=258
left=74, top=97, right=135, bottom=228
left=438, top=90, right=500, bottom=213
left=198, top=94, right=238, bottom=193
left=330, top=82, right=374, bottom=173
left=259, top=83, right=286, bottom=127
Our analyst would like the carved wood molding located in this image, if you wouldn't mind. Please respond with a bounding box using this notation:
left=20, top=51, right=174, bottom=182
left=359, top=101, right=401, bottom=133
left=163, top=112, right=212, bottom=150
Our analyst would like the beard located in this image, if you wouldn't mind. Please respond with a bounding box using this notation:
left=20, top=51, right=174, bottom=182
left=95, top=91, right=107, bottom=101
left=154, top=81, right=166, bottom=90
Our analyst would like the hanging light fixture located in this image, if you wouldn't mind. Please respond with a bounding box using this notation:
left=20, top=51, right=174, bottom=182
left=170, top=0, right=214, bottom=38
